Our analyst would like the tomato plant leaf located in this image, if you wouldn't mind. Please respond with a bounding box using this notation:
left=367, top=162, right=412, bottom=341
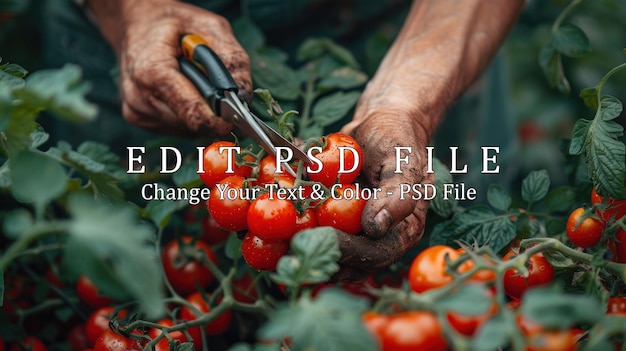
left=580, top=87, right=599, bottom=110
left=598, top=95, right=623, bottom=121
left=0, top=162, right=9, bottom=188
left=538, top=43, right=570, bottom=94
left=225, top=233, right=242, bottom=261
left=174, top=343, right=194, bottom=351
left=0, top=59, right=28, bottom=78
left=521, top=169, right=550, bottom=204
left=10, top=150, right=68, bottom=211
left=542, top=249, right=574, bottom=268
left=431, top=158, right=456, bottom=218
left=258, top=288, right=375, bottom=351
left=271, top=227, right=341, bottom=288
left=297, top=121, right=324, bottom=140
left=142, top=183, right=188, bottom=229
left=429, top=206, right=516, bottom=253
left=543, top=186, right=576, bottom=212
left=569, top=118, right=591, bottom=155
left=437, top=283, right=492, bottom=316
left=551, top=24, right=590, bottom=57
left=297, top=38, right=360, bottom=69
left=250, top=52, right=300, bottom=101
left=2, top=208, right=33, bottom=240
left=317, top=67, right=367, bottom=91
left=487, top=184, right=511, bottom=212
left=173, top=161, right=203, bottom=189
left=63, top=194, right=164, bottom=319
left=471, top=311, right=513, bottom=351
left=311, top=91, right=361, bottom=127
left=521, top=287, right=604, bottom=329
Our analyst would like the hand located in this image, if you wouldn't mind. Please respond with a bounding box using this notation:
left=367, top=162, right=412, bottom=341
left=88, top=0, right=251, bottom=136
left=333, top=112, right=434, bottom=282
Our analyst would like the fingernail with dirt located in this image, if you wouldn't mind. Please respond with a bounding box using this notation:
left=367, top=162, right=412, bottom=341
left=367, top=209, right=393, bottom=238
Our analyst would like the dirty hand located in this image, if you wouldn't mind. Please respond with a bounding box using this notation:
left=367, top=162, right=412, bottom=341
left=87, top=0, right=251, bottom=136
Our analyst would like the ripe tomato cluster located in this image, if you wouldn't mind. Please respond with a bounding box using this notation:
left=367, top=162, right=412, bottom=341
left=199, top=132, right=367, bottom=271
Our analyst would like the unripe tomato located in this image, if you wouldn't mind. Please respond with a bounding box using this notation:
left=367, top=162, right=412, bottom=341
left=503, top=249, right=554, bottom=300
left=161, top=236, right=218, bottom=295
left=566, top=207, right=604, bottom=248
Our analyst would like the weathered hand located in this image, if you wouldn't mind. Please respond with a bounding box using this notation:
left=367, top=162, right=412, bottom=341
left=334, top=112, right=434, bottom=282
left=89, top=0, right=251, bottom=136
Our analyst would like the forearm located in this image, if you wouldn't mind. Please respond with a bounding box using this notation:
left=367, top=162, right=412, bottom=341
left=356, top=0, right=525, bottom=136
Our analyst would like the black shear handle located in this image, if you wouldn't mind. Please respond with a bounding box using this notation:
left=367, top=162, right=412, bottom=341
left=178, top=57, right=219, bottom=110
left=180, top=33, right=237, bottom=92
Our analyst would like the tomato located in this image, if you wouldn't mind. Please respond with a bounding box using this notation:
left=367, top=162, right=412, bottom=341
left=93, top=329, right=140, bottom=351
left=67, top=324, right=90, bottom=351
left=256, top=155, right=297, bottom=185
left=199, top=141, right=253, bottom=188
left=612, top=230, right=626, bottom=264
left=86, top=307, right=129, bottom=346
left=408, top=245, right=473, bottom=293
left=208, top=175, right=251, bottom=231
left=247, top=193, right=298, bottom=241
left=147, top=318, right=187, bottom=345
left=200, top=209, right=231, bottom=245
left=295, top=208, right=318, bottom=233
left=503, top=249, right=554, bottom=300
left=76, top=275, right=113, bottom=309
left=162, top=236, right=218, bottom=295
left=607, top=296, right=626, bottom=314
left=566, top=207, right=604, bottom=248
left=9, top=337, right=46, bottom=351
left=0, top=338, right=4, bottom=351
left=241, top=232, right=289, bottom=271
left=307, top=132, right=363, bottom=187
left=363, top=311, right=447, bottom=351
left=446, top=285, right=497, bottom=336
left=315, top=184, right=366, bottom=235
left=524, top=329, right=581, bottom=351
left=591, top=187, right=626, bottom=222
left=456, top=248, right=497, bottom=284
left=179, top=292, right=232, bottom=350
left=232, top=272, right=258, bottom=304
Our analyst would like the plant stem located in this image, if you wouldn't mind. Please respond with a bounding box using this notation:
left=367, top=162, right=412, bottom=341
left=298, top=69, right=317, bottom=136
left=552, top=0, right=586, bottom=32
left=0, top=221, right=68, bottom=273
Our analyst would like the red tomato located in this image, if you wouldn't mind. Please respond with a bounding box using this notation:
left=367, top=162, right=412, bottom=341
left=232, top=272, right=258, bottom=304
left=208, top=175, right=251, bottom=231
left=9, top=337, right=46, bottom=351
left=446, top=286, right=497, bottom=336
left=147, top=319, right=187, bottom=345
left=241, top=232, right=289, bottom=271
left=307, top=132, right=363, bottom=187
left=256, top=155, right=297, bottom=185
left=315, top=184, right=366, bottom=235
left=67, top=324, right=91, bottom=351
left=247, top=193, right=298, bottom=241
left=199, top=141, right=253, bottom=188
left=0, top=338, right=4, bottom=351
left=524, top=329, right=581, bottom=351
left=566, top=207, right=604, bottom=248
left=607, top=296, right=626, bottom=314
left=86, top=307, right=128, bottom=346
left=591, top=187, right=626, bottom=222
left=363, top=311, right=447, bottom=351
left=503, top=250, right=554, bottom=300
left=612, top=230, right=626, bottom=264
left=179, top=293, right=232, bottom=349
left=93, top=329, right=140, bottom=351
left=295, top=208, right=318, bottom=233
left=76, top=275, right=113, bottom=309
left=200, top=209, right=231, bottom=245
left=408, top=245, right=472, bottom=293
left=456, top=248, right=497, bottom=284
left=162, top=236, right=218, bottom=295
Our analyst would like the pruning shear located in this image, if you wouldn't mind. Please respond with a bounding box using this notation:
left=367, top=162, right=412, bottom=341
left=178, top=33, right=310, bottom=178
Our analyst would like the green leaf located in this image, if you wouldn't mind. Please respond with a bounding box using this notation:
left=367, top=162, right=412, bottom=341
left=251, top=52, right=300, bottom=101
left=0, top=70, right=25, bottom=90
left=10, top=150, right=68, bottom=210
left=520, top=287, right=604, bottom=329
left=311, top=91, right=361, bottom=127
left=259, top=288, right=375, bottom=351
left=569, top=118, right=591, bottom=155
left=13, top=64, right=97, bottom=122
left=487, top=184, right=511, bottom=212
left=29, top=125, right=49, bottom=149
left=227, top=344, right=252, bottom=351
left=538, top=42, right=570, bottom=94
left=173, top=162, right=203, bottom=189
left=521, top=170, right=550, bottom=204
left=471, top=312, right=513, bottom=351
left=311, top=55, right=343, bottom=78
left=232, top=17, right=265, bottom=52
left=317, top=67, right=367, bottom=91
left=2, top=208, right=33, bottom=239
left=431, top=158, right=456, bottom=218
left=598, top=95, right=623, bottom=121
left=297, top=38, right=327, bottom=62
left=0, top=60, right=28, bottom=78
left=225, top=233, right=242, bottom=261
left=297, top=38, right=360, bottom=69
left=544, top=186, right=576, bottom=212
left=143, top=183, right=188, bottom=229
left=429, top=206, right=516, bottom=252
left=551, top=24, right=590, bottom=57
left=579, top=87, right=599, bottom=110
left=63, top=194, right=164, bottom=319
left=271, top=227, right=341, bottom=288
left=297, top=122, right=324, bottom=140
left=542, top=249, right=574, bottom=268
left=3, top=103, right=40, bottom=155
left=0, top=162, right=10, bottom=188
left=438, top=284, right=492, bottom=316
